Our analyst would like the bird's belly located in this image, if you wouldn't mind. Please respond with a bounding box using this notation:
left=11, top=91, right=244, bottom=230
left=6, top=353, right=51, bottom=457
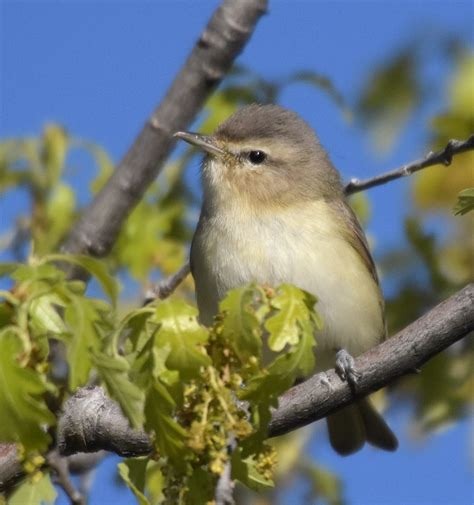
left=192, top=210, right=384, bottom=366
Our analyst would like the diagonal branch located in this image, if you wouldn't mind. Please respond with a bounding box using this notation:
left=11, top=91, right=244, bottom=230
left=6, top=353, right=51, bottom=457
left=62, top=0, right=267, bottom=264
left=344, top=135, right=474, bottom=195
left=53, top=283, right=473, bottom=458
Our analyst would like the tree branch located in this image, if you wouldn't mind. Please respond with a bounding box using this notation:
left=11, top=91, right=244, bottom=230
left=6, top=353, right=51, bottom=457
left=53, top=283, right=473, bottom=458
left=344, top=135, right=474, bottom=195
left=47, top=450, right=85, bottom=505
left=268, top=283, right=473, bottom=436
left=62, top=0, right=267, bottom=265
left=143, top=262, right=191, bottom=304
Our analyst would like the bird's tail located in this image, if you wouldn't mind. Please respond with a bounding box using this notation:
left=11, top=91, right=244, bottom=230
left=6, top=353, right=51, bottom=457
left=326, top=397, right=398, bottom=456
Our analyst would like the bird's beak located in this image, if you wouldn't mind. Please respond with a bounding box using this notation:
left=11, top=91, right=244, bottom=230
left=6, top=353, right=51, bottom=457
left=174, top=131, right=225, bottom=157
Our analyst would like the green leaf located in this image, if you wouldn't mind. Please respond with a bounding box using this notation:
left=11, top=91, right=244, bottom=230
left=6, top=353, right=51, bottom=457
left=153, top=299, right=210, bottom=380
left=43, top=254, right=119, bottom=304
left=42, top=183, right=76, bottom=253
left=144, top=381, right=188, bottom=472
left=231, top=448, right=273, bottom=492
left=187, top=467, right=215, bottom=503
left=453, top=187, right=474, bottom=215
left=265, top=284, right=317, bottom=352
left=64, top=296, right=109, bottom=390
left=287, top=71, right=352, bottom=121
left=12, top=263, right=64, bottom=283
left=0, top=262, right=19, bottom=277
left=219, top=285, right=264, bottom=361
left=118, top=458, right=151, bottom=505
left=41, top=124, right=68, bottom=187
left=92, top=351, right=145, bottom=428
left=29, top=293, right=67, bottom=335
left=0, top=328, right=55, bottom=452
left=299, top=460, right=343, bottom=505
left=9, top=472, right=57, bottom=505
left=357, top=48, right=420, bottom=153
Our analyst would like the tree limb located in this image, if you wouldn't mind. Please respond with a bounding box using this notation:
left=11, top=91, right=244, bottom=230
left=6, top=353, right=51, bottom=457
left=344, top=135, right=474, bottom=195
left=62, top=0, right=267, bottom=266
left=143, top=262, right=191, bottom=304
left=47, top=450, right=85, bottom=505
left=53, top=283, right=473, bottom=458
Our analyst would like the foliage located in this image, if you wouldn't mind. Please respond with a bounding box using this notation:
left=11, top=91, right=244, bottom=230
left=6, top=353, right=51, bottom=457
left=0, top=254, right=320, bottom=504
left=0, top=38, right=473, bottom=505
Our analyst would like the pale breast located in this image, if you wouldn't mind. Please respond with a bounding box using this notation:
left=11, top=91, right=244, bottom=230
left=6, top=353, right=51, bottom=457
left=191, top=200, right=385, bottom=362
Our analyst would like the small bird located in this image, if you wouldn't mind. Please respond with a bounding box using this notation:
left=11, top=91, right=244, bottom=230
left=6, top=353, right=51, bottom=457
left=175, top=104, right=398, bottom=455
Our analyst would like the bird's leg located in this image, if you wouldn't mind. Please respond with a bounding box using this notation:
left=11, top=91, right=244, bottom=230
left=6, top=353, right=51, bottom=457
left=335, top=348, right=361, bottom=388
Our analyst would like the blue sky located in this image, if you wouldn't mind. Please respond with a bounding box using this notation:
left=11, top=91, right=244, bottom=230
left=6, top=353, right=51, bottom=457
left=1, top=1, right=473, bottom=504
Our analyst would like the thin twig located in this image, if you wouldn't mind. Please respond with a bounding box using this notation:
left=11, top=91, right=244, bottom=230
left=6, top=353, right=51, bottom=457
left=344, top=135, right=474, bottom=195
left=143, top=262, right=191, bottom=304
left=47, top=450, right=85, bottom=505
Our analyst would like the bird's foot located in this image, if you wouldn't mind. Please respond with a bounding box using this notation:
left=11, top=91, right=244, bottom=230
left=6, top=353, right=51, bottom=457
left=335, top=349, right=361, bottom=389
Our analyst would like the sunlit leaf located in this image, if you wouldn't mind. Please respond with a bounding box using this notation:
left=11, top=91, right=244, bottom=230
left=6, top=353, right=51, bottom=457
left=144, top=381, right=188, bottom=472
left=265, top=284, right=317, bottom=352
left=453, top=187, right=474, bottom=215
left=118, top=458, right=151, bottom=505
left=41, top=124, right=68, bottom=187
left=219, top=285, right=265, bottom=361
left=43, top=254, right=119, bottom=304
left=8, top=472, right=57, bottom=505
left=153, top=299, right=210, bottom=380
left=0, top=328, right=55, bottom=452
left=92, top=351, right=145, bottom=428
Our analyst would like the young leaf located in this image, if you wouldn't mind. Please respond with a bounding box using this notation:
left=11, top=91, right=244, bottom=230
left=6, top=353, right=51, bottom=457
left=28, top=293, right=67, bottom=335
left=453, top=187, right=474, bottom=215
left=219, top=285, right=264, bottom=361
left=43, top=254, right=119, bottom=304
left=153, top=299, right=210, bottom=380
left=118, top=458, right=151, bottom=505
left=144, top=381, right=188, bottom=472
left=8, top=472, right=57, bottom=505
left=64, top=297, right=109, bottom=390
left=265, top=284, right=317, bottom=352
left=0, top=329, right=55, bottom=452
left=92, top=351, right=145, bottom=428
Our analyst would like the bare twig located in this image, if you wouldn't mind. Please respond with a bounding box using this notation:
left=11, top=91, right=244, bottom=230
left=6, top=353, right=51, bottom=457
left=344, top=135, right=474, bottom=195
left=47, top=450, right=85, bottom=505
left=49, top=283, right=472, bottom=458
left=62, top=0, right=268, bottom=272
left=144, top=262, right=191, bottom=304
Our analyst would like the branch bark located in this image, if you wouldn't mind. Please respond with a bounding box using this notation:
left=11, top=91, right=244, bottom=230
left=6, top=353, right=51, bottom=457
left=62, top=0, right=267, bottom=263
left=53, top=283, right=473, bottom=458
left=344, top=135, right=474, bottom=195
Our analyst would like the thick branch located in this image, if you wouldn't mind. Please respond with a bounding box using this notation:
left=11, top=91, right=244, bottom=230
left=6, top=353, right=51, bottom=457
left=62, top=0, right=267, bottom=263
left=54, top=284, right=473, bottom=457
left=344, top=135, right=474, bottom=195
left=269, top=283, right=474, bottom=436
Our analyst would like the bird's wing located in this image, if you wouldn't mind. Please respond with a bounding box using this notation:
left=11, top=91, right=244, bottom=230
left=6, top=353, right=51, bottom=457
left=330, top=198, right=387, bottom=338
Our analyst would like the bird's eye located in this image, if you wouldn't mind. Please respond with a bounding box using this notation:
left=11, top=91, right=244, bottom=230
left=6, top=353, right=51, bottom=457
left=248, top=150, right=267, bottom=164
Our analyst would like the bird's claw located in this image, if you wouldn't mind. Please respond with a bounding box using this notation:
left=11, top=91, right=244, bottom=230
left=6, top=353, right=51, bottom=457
left=335, top=349, right=361, bottom=388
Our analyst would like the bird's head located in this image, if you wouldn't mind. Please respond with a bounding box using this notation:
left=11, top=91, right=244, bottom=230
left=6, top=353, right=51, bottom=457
left=175, top=104, right=342, bottom=210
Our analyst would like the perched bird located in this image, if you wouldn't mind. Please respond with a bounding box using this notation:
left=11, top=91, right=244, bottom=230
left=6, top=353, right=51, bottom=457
left=175, top=104, right=398, bottom=455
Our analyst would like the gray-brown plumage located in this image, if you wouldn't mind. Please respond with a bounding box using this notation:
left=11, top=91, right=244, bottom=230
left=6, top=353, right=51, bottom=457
left=175, top=104, right=398, bottom=455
